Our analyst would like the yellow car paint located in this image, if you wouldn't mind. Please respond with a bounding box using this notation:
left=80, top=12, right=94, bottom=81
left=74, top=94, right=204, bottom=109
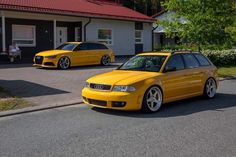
left=33, top=42, right=115, bottom=68
left=82, top=52, right=218, bottom=111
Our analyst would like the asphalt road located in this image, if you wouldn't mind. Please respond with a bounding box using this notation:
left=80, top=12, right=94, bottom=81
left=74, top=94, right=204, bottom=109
left=0, top=79, right=236, bottom=157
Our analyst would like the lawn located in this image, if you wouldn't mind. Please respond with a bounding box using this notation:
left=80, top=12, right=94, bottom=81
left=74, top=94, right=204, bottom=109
left=0, top=87, right=32, bottom=111
left=218, top=66, right=236, bottom=77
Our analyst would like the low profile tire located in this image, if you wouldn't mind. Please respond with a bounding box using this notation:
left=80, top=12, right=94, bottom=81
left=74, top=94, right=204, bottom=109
left=203, top=78, right=217, bottom=99
left=101, top=55, right=111, bottom=66
left=58, top=56, right=71, bottom=70
left=142, top=86, right=163, bottom=113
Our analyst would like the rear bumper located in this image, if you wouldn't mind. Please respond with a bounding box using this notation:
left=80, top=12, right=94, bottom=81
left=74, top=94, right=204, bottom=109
left=82, top=88, right=143, bottom=111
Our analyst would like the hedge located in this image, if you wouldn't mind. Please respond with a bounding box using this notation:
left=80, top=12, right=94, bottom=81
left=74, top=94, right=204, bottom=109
left=202, top=50, right=236, bottom=66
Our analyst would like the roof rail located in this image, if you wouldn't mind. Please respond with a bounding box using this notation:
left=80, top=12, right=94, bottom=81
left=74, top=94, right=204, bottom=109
left=171, top=49, right=193, bottom=54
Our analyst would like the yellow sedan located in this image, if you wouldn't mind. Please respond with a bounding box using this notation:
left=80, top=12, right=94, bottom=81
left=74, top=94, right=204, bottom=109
left=82, top=51, right=218, bottom=112
left=34, top=42, right=115, bottom=69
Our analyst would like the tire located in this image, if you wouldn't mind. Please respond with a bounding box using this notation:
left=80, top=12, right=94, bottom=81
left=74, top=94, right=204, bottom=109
left=142, top=86, right=163, bottom=113
left=203, top=78, right=217, bottom=99
left=58, top=56, right=71, bottom=70
left=101, top=55, right=111, bottom=66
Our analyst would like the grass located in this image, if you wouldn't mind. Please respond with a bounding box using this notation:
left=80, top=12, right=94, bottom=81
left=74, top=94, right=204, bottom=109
left=0, top=87, right=32, bottom=112
left=218, top=66, right=236, bottom=77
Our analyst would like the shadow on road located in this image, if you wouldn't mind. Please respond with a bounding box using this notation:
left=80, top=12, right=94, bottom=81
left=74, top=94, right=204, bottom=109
left=0, top=64, right=33, bottom=69
left=0, top=80, right=70, bottom=98
left=92, top=93, right=236, bottom=118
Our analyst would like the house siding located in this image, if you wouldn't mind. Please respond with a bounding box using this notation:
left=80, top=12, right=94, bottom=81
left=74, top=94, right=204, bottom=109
left=5, top=18, right=54, bottom=59
left=85, top=19, right=136, bottom=56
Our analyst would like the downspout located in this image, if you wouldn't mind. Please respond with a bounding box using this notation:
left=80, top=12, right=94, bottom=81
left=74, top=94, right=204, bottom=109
left=152, top=25, right=158, bottom=51
left=83, top=18, right=91, bottom=42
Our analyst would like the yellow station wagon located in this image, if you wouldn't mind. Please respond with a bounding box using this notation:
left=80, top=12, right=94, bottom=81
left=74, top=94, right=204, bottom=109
left=34, top=42, right=115, bottom=69
left=82, top=51, right=218, bottom=112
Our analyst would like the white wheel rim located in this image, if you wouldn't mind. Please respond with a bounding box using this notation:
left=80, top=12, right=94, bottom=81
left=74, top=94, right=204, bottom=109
left=59, top=57, right=70, bottom=69
left=102, top=56, right=110, bottom=65
left=146, top=87, right=162, bottom=112
left=206, top=78, right=216, bottom=98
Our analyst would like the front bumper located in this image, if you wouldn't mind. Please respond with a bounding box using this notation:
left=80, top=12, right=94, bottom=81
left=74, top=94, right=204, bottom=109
left=33, top=57, right=58, bottom=68
left=82, top=88, right=143, bottom=111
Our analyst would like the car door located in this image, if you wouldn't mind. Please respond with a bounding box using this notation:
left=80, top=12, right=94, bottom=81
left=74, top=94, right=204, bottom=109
left=162, top=54, right=189, bottom=102
left=182, top=53, right=203, bottom=95
left=72, top=43, right=97, bottom=66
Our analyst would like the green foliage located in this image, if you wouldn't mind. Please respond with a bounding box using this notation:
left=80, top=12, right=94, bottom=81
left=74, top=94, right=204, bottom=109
left=160, top=0, right=236, bottom=48
left=202, top=50, right=236, bottom=66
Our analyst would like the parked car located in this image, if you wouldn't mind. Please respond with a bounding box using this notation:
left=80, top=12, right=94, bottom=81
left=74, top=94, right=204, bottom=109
left=34, top=42, right=115, bottom=69
left=82, top=51, right=218, bottom=112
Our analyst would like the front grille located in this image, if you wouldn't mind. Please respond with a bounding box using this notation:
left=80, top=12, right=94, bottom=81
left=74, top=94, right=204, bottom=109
left=90, top=83, right=111, bottom=91
left=88, top=99, right=107, bottom=106
left=35, top=56, right=44, bottom=64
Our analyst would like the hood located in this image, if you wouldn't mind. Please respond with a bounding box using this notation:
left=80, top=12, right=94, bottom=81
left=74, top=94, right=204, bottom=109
left=36, top=50, right=71, bottom=56
left=87, top=70, right=162, bottom=85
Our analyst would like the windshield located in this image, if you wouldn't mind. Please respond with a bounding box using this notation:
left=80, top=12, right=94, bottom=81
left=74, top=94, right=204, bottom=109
left=118, top=55, right=166, bottom=72
left=56, top=44, right=78, bottom=50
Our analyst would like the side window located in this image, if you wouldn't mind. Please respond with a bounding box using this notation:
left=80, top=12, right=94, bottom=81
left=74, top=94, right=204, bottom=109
left=182, top=54, right=199, bottom=68
left=97, top=44, right=108, bottom=50
left=165, top=54, right=185, bottom=70
left=194, top=54, right=211, bottom=66
left=75, top=43, right=88, bottom=51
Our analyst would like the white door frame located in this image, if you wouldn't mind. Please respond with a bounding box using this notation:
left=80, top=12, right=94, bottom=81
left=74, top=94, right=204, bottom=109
left=56, top=27, right=68, bottom=47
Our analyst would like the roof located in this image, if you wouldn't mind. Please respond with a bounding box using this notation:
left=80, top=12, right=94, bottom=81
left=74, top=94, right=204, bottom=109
left=0, top=0, right=154, bottom=22
left=138, top=51, right=172, bottom=56
left=151, top=10, right=167, bottom=18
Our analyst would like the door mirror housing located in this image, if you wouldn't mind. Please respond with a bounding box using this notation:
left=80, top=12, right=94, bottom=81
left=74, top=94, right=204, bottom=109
left=164, top=66, right=177, bottom=72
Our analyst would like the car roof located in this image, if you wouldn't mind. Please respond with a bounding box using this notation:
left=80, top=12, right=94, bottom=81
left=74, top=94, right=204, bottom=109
left=66, top=42, right=106, bottom=45
left=138, top=51, right=199, bottom=56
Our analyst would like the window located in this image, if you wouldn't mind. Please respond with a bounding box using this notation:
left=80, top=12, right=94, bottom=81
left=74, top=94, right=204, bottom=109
left=12, top=25, right=36, bottom=46
left=165, top=54, right=185, bottom=70
left=98, top=29, right=113, bottom=45
left=182, top=54, right=200, bottom=68
left=135, top=30, right=143, bottom=44
left=194, top=54, right=211, bottom=66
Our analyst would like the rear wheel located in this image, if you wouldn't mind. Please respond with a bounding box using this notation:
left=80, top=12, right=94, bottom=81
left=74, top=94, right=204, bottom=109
left=142, top=86, right=163, bottom=113
left=101, top=55, right=111, bottom=66
left=58, top=56, right=70, bottom=70
left=203, top=78, right=217, bottom=98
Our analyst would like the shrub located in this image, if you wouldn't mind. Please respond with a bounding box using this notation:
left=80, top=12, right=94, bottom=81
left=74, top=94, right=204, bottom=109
left=202, top=50, right=236, bottom=66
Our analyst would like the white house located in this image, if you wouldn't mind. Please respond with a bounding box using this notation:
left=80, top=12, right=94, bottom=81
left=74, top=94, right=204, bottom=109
left=152, top=10, right=186, bottom=47
left=0, top=0, right=154, bottom=61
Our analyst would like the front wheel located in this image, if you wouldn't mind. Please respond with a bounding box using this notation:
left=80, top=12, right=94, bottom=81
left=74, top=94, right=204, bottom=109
left=101, top=55, right=111, bottom=66
left=58, top=56, right=70, bottom=70
left=203, top=78, right=217, bottom=98
left=142, top=86, right=163, bottom=113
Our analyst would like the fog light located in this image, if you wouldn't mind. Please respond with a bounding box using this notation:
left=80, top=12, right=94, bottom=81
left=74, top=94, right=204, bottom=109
left=112, top=101, right=126, bottom=107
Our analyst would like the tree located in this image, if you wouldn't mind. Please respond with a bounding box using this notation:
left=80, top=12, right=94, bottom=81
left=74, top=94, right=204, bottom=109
left=160, top=0, right=236, bottom=50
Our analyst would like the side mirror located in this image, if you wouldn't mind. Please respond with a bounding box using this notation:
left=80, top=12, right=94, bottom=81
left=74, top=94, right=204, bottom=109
left=164, top=66, right=177, bottom=72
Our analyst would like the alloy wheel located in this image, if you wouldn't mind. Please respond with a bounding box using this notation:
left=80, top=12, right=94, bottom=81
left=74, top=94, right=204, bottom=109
left=59, top=57, right=70, bottom=69
left=101, top=55, right=111, bottom=65
left=146, top=86, right=163, bottom=112
left=206, top=78, right=217, bottom=98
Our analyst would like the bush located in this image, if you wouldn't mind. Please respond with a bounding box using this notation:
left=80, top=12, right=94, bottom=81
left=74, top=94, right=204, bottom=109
left=202, top=50, right=236, bottom=66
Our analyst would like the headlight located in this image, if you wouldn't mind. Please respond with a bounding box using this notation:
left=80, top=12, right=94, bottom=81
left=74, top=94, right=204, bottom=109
left=113, top=86, right=136, bottom=92
left=84, top=82, right=90, bottom=88
left=45, top=55, right=57, bottom=59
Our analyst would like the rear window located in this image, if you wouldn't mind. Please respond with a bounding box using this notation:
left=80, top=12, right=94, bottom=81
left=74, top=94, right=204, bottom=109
left=182, top=54, right=199, bottom=68
left=194, top=54, right=211, bottom=66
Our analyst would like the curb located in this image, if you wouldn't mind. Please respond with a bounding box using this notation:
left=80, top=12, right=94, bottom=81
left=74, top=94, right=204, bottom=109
left=0, top=98, right=84, bottom=118
left=219, top=76, right=236, bottom=81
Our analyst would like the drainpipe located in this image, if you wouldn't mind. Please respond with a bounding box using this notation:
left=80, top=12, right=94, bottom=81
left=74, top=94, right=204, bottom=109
left=83, top=18, right=91, bottom=42
left=152, top=25, right=158, bottom=51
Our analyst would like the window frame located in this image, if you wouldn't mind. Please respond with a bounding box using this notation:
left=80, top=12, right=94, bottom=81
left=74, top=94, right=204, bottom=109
left=97, top=28, right=113, bottom=46
left=12, top=25, right=36, bottom=47
left=164, top=54, right=185, bottom=72
left=181, top=53, right=200, bottom=69
left=193, top=53, right=212, bottom=67
left=135, top=30, right=143, bottom=44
